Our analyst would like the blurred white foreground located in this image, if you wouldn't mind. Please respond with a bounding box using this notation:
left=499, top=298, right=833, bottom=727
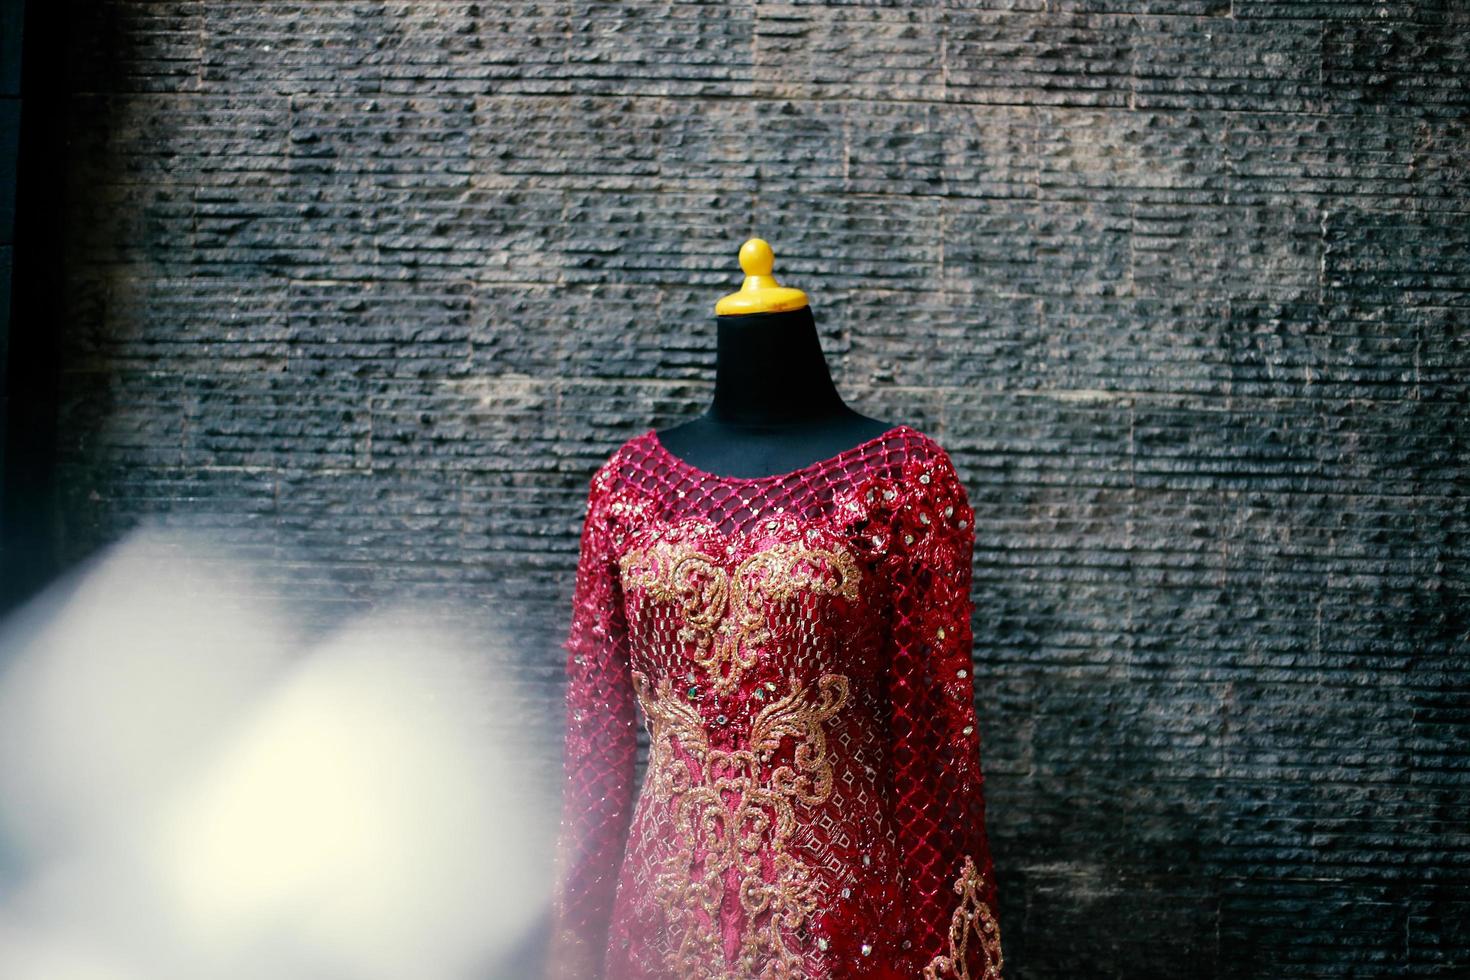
left=0, top=523, right=553, bottom=980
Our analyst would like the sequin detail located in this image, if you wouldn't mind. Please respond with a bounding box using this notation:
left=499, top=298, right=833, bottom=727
left=547, top=425, right=1003, bottom=979
left=922, top=855, right=1003, bottom=980
left=617, top=537, right=861, bottom=697
left=632, top=668, right=850, bottom=978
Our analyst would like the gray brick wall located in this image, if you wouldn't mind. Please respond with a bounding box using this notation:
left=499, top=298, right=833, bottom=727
left=54, top=2, right=1468, bottom=977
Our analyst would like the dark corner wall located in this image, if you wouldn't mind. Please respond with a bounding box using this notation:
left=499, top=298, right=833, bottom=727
left=29, top=2, right=1470, bottom=977
left=0, top=0, right=65, bottom=610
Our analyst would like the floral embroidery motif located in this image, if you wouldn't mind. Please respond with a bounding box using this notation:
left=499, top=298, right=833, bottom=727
left=632, top=667, right=851, bottom=979
left=922, top=854, right=1003, bottom=980
left=548, top=426, right=1005, bottom=979
left=618, top=535, right=860, bottom=696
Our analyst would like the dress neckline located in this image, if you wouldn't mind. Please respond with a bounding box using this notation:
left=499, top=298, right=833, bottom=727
left=646, top=424, right=914, bottom=486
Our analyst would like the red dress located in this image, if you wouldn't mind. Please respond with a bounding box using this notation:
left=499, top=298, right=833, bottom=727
left=546, top=424, right=1003, bottom=980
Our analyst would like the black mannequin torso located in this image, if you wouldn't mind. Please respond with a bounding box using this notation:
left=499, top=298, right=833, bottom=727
left=654, top=305, right=895, bottom=480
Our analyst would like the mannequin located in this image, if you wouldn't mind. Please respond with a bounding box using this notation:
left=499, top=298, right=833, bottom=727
left=654, top=239, right=894, bottom=480
left=546, top=236, right=1003, bottom=978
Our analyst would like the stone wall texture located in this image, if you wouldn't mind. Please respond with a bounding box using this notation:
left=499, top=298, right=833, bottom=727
left=54, top=2, right=1468, bottom=977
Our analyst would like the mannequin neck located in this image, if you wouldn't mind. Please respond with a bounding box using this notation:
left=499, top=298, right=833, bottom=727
left=708, top=306, right=847, bottom=428
left=655, top=304, right=893, bottom=479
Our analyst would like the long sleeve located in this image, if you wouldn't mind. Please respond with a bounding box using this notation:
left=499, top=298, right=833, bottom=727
left=545, top=463, right=638, bottom=980
left=881, top=447, right=1003, bottom=980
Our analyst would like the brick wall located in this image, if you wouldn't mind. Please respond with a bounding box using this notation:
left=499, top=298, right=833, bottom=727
left=54, top=3, right=1468, bottom=977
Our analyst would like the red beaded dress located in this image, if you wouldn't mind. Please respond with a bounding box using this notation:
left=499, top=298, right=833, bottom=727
left=546, top=424, right=1003, bottom=980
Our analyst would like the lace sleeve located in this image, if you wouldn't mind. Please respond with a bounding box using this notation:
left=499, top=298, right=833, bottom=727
left=545, top=462, right=637, bottom=980
left=880, top=446, right=1003, bottom=980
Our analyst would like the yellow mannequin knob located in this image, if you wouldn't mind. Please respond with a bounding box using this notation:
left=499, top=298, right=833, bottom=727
left=715, top=238, right=810, bottom=315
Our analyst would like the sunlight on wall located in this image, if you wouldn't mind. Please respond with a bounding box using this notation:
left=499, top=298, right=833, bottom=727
left=0, top=524, right=552, bottom=980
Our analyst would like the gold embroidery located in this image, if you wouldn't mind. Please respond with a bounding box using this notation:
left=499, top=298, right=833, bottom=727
left=619, top=537, right=860, bottom=696
left=633, top=668, right=851, bottom=979
left=922, top=854, right=1003, bottom=980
